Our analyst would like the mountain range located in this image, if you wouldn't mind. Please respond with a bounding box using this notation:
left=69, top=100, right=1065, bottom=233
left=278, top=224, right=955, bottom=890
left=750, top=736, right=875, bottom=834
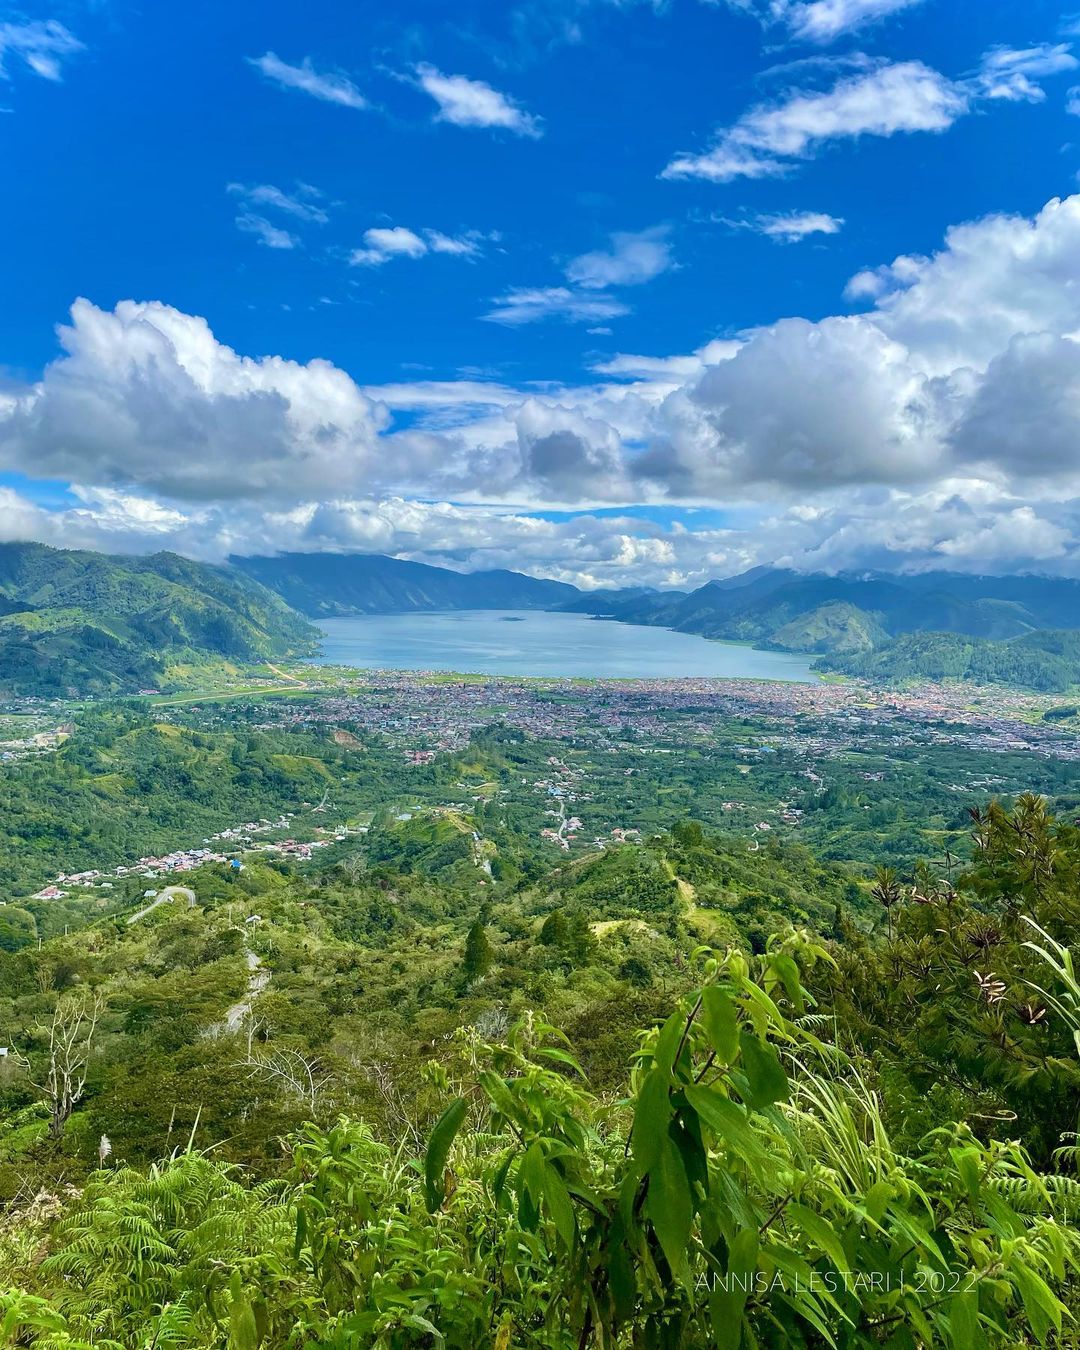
left=230, top=551, right=581, bottom=615
left=586, top=566, right=1080, bottom=652
left=0, top=544, right=1077, bottom=696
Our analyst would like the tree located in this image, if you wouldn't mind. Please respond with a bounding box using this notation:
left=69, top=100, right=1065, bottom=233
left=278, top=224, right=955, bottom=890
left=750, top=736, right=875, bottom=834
left=17, top=992, right=104, bottom=1139
left=462, top=919, right=493, bottom=981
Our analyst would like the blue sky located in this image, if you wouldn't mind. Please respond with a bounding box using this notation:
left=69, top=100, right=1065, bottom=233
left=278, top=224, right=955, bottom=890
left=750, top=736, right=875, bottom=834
left=1, top=0, right=1080, bottom=587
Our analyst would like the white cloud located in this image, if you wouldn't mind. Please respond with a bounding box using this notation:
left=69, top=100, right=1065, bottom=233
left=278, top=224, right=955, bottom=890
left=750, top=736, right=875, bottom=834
left=415, top=63, right=542, bottom=136
left=0, top=19, right=82, bottom=82
left=6, top=195, right=1080, bottom=579
left=592, top=339, right=740, bottom=381
left=235, top=214, right=298, bottom=250
left=753, top=210, right=843, bottom=242
left=482, top=287, right=630, bottom=325
left=351, top=227, right=427, bottom=266
left=565, top=227, right=675, bottom=288
left=976, top=44, right=1077, bottom=102
left=664, top=61, right=968, bottom=182
left=664, top=45, right=1077, bottom=185
left=785, top=0, right=923, bottom=43
left=1068, top=85, right=1080, bottom=115
left=350, top=226, right=485, bottom=266
left=426, top=231, right=481, bottom=255
left=248, top=52, right=367, bottom=109
left=0, top=299, right=388, bottom=501
left=716, top=0, right=923, bottom=43
left=227, top=183, right=329, bottom=224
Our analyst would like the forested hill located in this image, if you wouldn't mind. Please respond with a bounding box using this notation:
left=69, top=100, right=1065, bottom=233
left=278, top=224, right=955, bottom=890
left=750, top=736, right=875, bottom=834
left=599, top=567, right=1080, bottom=648
left=230, top=550, right=582, bottom=615
left=0, top=542, right=318, bottom=696
left=816, top=628, right=1080, bottom=692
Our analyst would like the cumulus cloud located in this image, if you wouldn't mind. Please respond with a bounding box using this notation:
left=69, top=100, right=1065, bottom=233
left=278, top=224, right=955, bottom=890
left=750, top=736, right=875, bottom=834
left=565, top=227, right=675, bottom=288
left=350, top=226, right=485, bottom=266
left=643, top=316, right=943, bottom=493
left=5, top=195, right=1080, bottom=579
left=248, top=52, right=368, bottom=109
left=0, top=19, right=82, bottom=82
left=663, top=46, right=1074, bottom=182
left=0, top=299, right=389, bottom=501
left=414, top=63, right=542, bottom=136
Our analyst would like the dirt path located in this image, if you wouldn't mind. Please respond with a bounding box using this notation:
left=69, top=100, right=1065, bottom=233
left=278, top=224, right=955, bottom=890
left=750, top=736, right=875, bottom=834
left=224, top=948, right=271, bottom=1029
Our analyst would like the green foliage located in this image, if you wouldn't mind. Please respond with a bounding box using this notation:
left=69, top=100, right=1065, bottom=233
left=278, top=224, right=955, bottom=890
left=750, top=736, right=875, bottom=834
left=821, top=794, right=1080, bottom=1162
left=1, top=684, right=1080, bottom=1345
left=4, top=947, right=1080, bottom=1347
left=462, top=919, right=493, bottom=981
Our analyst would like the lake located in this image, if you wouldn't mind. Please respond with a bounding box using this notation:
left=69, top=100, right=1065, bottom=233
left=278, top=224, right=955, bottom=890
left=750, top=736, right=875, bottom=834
left=310, top=610, right=818, bottom=681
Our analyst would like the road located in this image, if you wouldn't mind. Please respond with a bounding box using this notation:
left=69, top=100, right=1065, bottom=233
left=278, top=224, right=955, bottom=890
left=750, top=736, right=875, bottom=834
left=266, top=663, right=309, bottom=687
left=126, top=885, right=196, bottom=925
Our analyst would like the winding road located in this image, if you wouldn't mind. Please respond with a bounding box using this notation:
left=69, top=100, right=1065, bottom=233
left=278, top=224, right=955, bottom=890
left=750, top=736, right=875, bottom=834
left=126, top=885, right=196, bottom=925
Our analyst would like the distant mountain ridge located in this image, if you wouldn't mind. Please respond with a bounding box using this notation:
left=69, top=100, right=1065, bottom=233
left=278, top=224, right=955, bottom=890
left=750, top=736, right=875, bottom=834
left=592, top=567, right=1080, bottom=648
left=230, top=552, right=584, bottom=616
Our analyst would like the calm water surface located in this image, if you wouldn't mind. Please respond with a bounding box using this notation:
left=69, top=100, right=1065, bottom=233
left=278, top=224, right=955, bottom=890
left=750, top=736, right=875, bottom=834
left=311, top=610, right=818, bottom=681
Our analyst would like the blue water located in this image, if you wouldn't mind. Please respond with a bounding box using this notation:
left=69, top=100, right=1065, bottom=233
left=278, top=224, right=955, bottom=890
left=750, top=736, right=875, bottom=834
left=310, top=610, right=818, bottom=681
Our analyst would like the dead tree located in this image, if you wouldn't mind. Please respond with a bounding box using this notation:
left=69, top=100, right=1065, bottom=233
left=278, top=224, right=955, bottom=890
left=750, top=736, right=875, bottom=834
left=242, top=1044, right=330, bottom=1115
left=16, top=993, right=104, bottom=1139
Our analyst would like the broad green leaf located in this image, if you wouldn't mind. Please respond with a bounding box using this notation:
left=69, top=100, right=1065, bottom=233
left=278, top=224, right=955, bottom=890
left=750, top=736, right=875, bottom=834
left=654, top=1009, right=687, bottom=1073
left=633, top=1067, right=672, bottom=1170
left=769, top=953, right=805, bottom=1013
left=738, top=1029, right=789, bottom=1108
left=536, top=1044, right=585, bottom=1075
left=228, top=1295, right=259, bottom=1350
left=424, top=1096, right=467, bottom=1213
left=607, top=1223, right=638, bottom=1323
left=710, top=1227, right=759, bottom=1350
left=520, top=1139, right=545, bottom=1205
left=787, top=1202, right=848, bottom=1278
left=683, top=1085, right=767, bottom=1175
left=645, top=1134, right=693, bottom=1284
left=948, top=1289, right=980, bottom=1350
left=863, top=1180, right=893, bottom=1225
left=1011, top=1263, right=1062, bottom=1342
left=701, top=986, right=740, bottom=1064
left=949, top=1147, right=981, bottom=1204
left=543, top=1163, right=576, bottom=1248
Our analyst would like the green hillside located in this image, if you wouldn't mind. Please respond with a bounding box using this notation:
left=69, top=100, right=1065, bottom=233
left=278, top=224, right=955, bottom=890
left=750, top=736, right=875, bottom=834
left=0, top=543, right=318, bottom=696
left=763, top=600, right=888, bottom=653
left=817, top=628, right=1080, bottom=692
left=1, top=787, right=1079, bottom=1346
